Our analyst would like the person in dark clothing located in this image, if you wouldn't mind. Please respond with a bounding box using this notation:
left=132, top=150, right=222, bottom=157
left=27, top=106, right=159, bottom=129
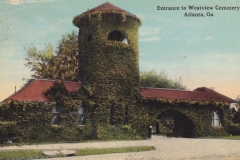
left=148, top=125, right=152, bottom=139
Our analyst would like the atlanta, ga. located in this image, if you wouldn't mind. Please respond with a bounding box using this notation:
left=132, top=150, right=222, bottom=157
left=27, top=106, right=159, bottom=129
left=184, top=12, right=214, bottom=17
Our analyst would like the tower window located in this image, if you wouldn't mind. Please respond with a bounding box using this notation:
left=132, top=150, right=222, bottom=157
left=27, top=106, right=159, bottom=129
left=87, top=34, right=93, bottom=41
left=108, top=30, right=129, bottom=44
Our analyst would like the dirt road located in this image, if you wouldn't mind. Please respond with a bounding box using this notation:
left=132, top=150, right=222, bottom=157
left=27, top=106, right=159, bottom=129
left=1, top=135, right=240, bottom=160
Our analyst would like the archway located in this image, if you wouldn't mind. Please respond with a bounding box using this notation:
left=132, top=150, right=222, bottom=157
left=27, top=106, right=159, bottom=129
left=108, top=30, right=129, bottom=44
left=155, top=110, right=194, bottom=138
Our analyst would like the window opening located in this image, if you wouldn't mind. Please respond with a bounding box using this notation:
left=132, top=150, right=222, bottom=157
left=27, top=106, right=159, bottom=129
left=77, top=107, right=85, bottom=125
left=87, top=34, right=92, bottom=41
left=51, top=106, right=60, bottom=125
left=212, top=112, right=221, bottom=127
left=77, top=101, right=85, bottom=125
left=110, top=104, right=115, bottom=125
left=108, top=30, right=129, bottom=44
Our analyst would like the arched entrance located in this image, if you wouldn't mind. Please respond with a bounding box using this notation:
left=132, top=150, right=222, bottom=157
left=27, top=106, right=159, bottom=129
left=155, top=110, right=194, bottom=138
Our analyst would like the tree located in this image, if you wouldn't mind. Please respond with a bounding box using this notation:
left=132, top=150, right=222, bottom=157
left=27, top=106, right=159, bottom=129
left=24, top=31, right=78, bottom=81
left=25, top=32, right=185, bottom=90
left=140, top=70, right=186, bottom=90
left=232, top=96, right=240, bottom=123
left=236, top=96, right=240, bottom=108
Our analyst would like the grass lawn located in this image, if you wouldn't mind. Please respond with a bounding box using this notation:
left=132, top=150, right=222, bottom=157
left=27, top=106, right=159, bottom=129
left=200, top=135, right=240, bottom=140
left=154, top=133, right=240, bottom=140
left=0, top=146, right=155, bottom=159
left=0, top=150, right=43, bottom=159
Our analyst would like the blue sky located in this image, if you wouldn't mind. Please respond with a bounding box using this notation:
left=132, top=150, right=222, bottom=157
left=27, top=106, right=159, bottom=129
left=0, top=0, right=239, bottom=101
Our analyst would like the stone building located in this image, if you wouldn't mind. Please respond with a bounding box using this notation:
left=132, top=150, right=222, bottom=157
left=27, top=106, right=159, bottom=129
left=2, top=2, right=237, bottom=139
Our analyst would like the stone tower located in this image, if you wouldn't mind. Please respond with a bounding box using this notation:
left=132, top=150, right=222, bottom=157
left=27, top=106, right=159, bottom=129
left=73, top=2, right=141, bottom=124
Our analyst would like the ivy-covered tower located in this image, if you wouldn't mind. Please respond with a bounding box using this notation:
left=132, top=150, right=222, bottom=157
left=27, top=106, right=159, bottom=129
left=73, top=3, right=141, bottom=125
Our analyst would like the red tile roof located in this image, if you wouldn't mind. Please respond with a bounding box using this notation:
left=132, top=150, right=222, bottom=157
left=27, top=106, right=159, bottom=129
left=140, top=87, right=236, bottom=103
left=63, top=81, right=82, bottom=93
left=3, top=79, right=235, bottom=104
left=73, top=2, right=140, bottom=27
left=4, top=79, right=82, bottom=102
left=85, top=2, right=126, bottom=13
left=82, top=2, right=138, bottom=19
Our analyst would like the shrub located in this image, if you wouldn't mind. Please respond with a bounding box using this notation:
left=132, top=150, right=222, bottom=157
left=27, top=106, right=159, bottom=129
left=229, top=124, right=240, bottom=135
left=96, top=125, right=141, bottom=140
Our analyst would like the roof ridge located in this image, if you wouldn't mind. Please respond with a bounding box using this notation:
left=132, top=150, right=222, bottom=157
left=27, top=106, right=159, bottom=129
left=85, top=2, right=126, bottom=13
left=35, top=79, right=81, bottom=83
left=140, top=86, right=236, bottom=103
left=34, top=79, right=56, bottom=82
left=139, top=87, right=192, bottom=92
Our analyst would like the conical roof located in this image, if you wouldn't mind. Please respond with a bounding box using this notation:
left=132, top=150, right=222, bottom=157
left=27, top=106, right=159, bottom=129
left=73, top=2, right=141, bottom=28
left=85, top=2, right=126, bottom=13
left=82, top=2, right=138, bottom=19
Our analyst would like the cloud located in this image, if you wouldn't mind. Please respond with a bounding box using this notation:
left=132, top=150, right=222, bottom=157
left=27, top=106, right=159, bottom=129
left=0, top=41, right=21, bottom=61
left=139, top=37, right=159, bottom=42
left=210, top=52, right=240, bottom=62
left=9, top=0, right=20, bottom=5
left=136, top=13, right=170, bottom=23
left=9, top=0, right=57, bottom=5
left=186, top=35, right=214, bottom=45
left=206, top=36, right=214, bottom=40
left=186, top=37, right=201, bottom=45
left=139, top=27, right=159, bottom=36
left=138, top=26, right=160, bottom=42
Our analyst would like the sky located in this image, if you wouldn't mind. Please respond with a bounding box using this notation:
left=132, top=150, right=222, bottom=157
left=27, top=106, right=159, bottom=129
left=0, top=0, right=239, bottom=101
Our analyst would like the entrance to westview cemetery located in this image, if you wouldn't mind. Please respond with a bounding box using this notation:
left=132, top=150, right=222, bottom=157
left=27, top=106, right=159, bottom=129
left=154, top=110, right=194, bottom=138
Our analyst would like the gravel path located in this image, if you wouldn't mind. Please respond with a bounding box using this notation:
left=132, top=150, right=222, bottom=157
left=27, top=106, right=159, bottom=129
left=1, top=135, right=240, bottom=160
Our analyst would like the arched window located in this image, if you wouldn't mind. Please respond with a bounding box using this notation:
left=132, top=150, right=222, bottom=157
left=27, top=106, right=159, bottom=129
left=108, top=30, right=129, bottom=44
left=212, top=112, right=221, bottom=127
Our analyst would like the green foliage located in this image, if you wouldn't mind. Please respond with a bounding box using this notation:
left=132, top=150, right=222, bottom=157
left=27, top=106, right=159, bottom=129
left=232, top=109, right=240, bottom=123
left=96, top=125, right=141, bottom=140
left=1, top=8, right=234, bottom=144
left=25, top=44, right=55, bottom=79
left=0, top=150, right=44, bottom=159
left=44, top=80, right=80, bottom=112
left=74, top=11, right=140, bottom=127
left=137, top=99, right=231, bottom=137
left=229, top=97, right=240, bottom=124
left=0, top=101, right=52, bottom=124
left=140, top=70, right=186, bottom=89
left=236, top=96, right=240, bottom=105
left=210, top=127, right=228, bottom=136
left=0, top=100, right=96, bottom=143
left=0, top=121, right=17, bottom=143
left=229, top=123, right=240, bottom=135
left=205, top=135, right=240, bottom=140
left=24, top=31, right=79, bottom=81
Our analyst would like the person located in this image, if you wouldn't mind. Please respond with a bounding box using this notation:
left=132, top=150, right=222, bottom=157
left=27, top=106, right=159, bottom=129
left=148, top=125, right=152, bottom=139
